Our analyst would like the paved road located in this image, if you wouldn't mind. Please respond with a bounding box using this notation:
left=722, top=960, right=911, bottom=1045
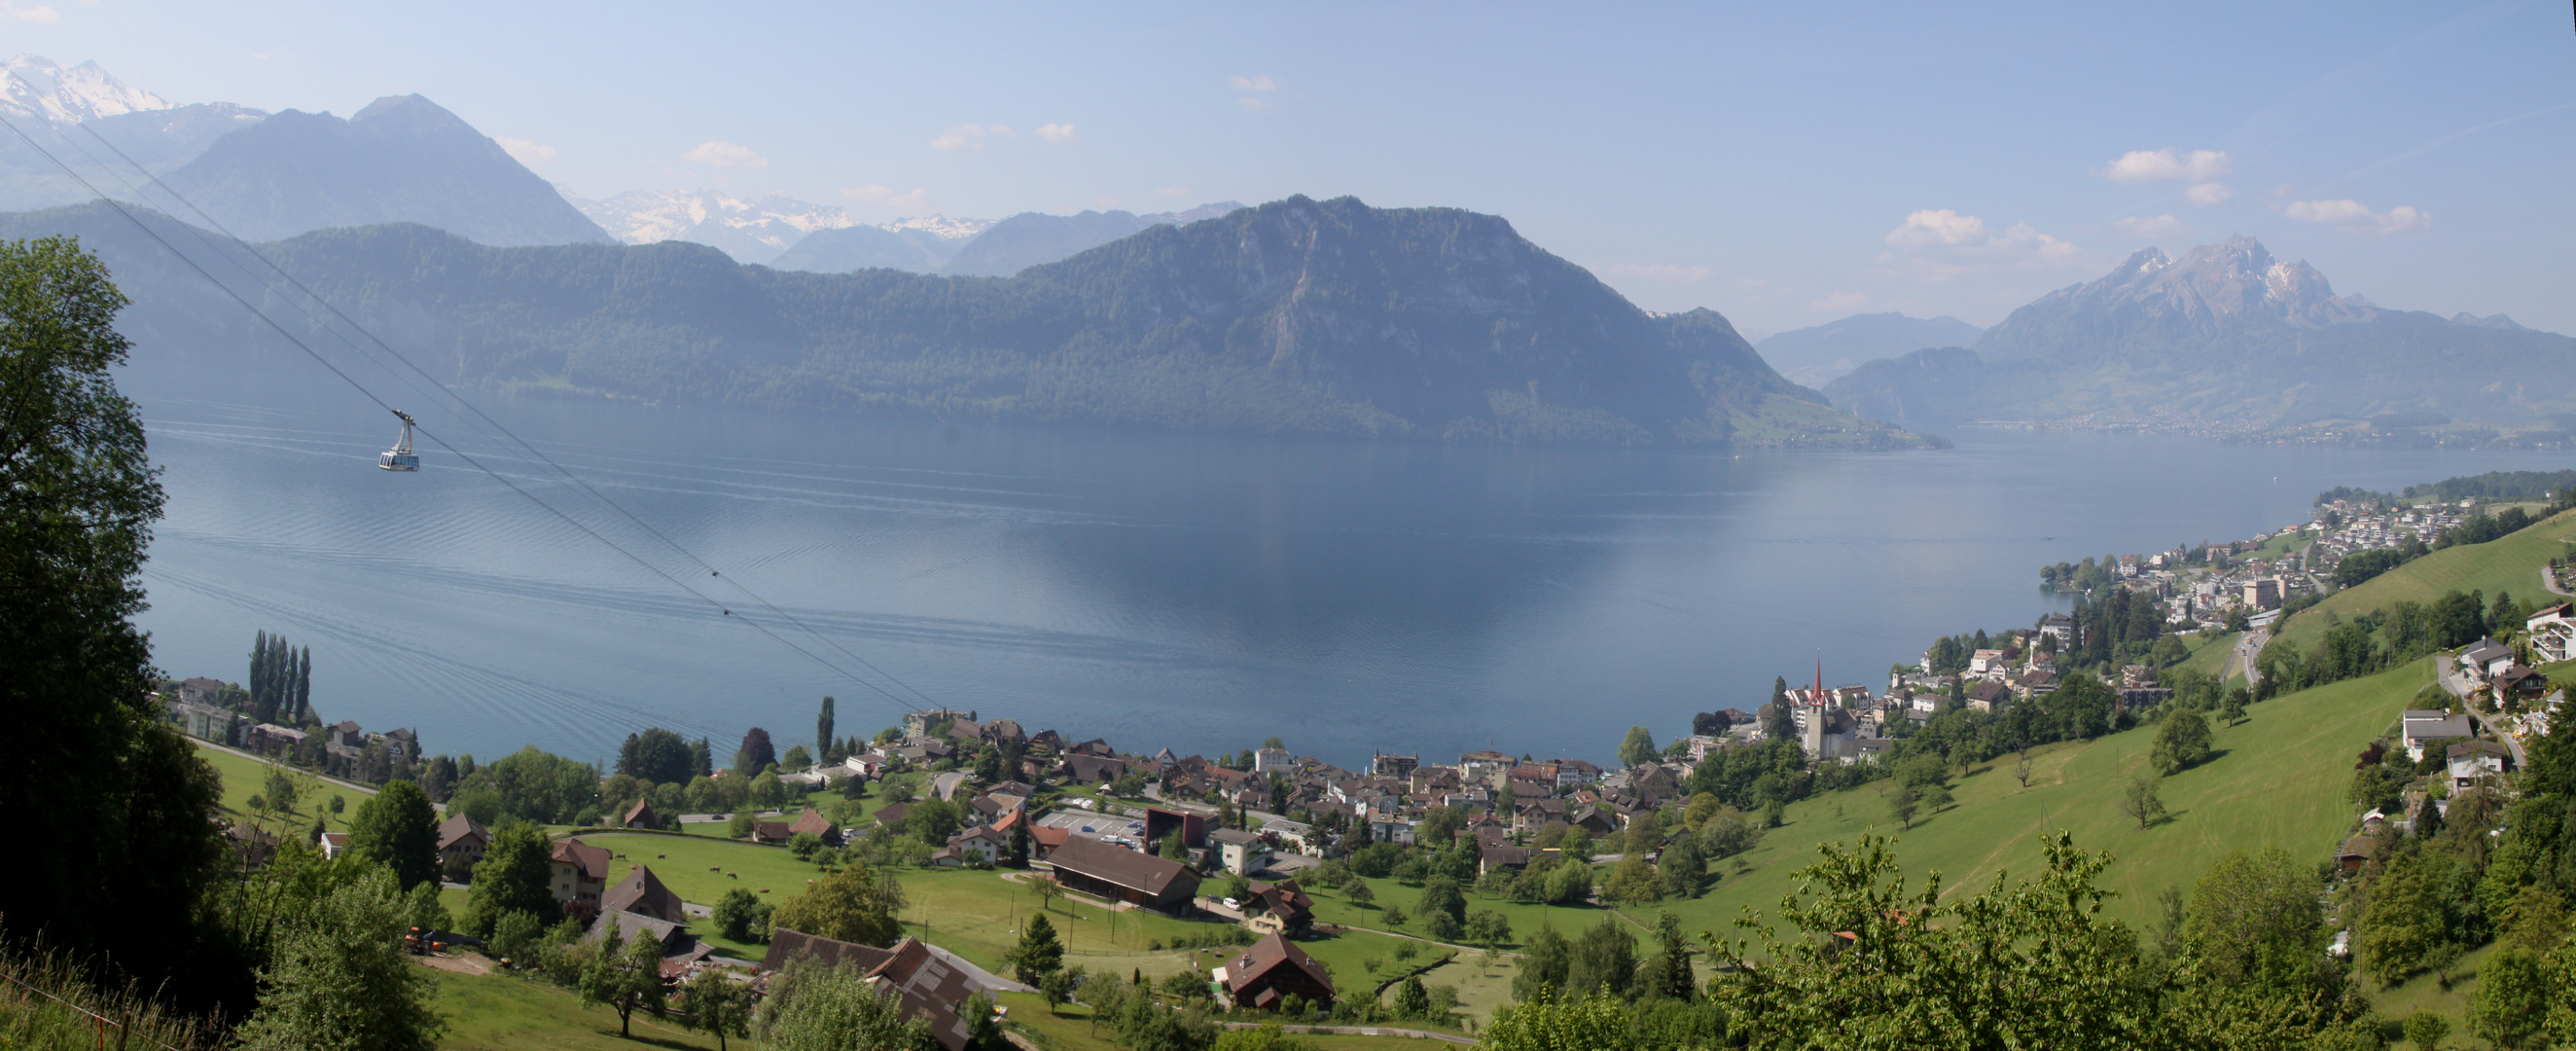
left=2227, top=627, right=2270, bottom=686
left=2544, top=564, right=2574, bottom=598
left=2437, top=663, right=2528, bottom=770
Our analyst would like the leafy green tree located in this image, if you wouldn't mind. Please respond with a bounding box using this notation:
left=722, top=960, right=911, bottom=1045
left=2119, top=774, right=2167, bottom=829
left=678, top=968, right=756, bottom=1051
left=1038, top=966, right=1078, bottom=1014
left=1419, top=875, right=1467, bottom=926
left=1343, top=879, right=1375, bottom=908
left=1566, top=916, right=1637, bottom=998
left=2401, top=1011, right=2450, bottom=1051
left=1618, top=727, right=1659, bottom=769
left=1640, top=912, right=1696, bottom=1001
left=769, top=862, right=906, bottom=946
left=264, top=765, right=304, bottom=815
left=1482, top=991, right=1635, bottom=1050
left=758, top=960, right=935, bottom=1051
left=1392, top=974, right=1431, bottom=1019
left=488, top=909, right=545, bottom=965
left=234, top=869, right=445, bottom=1051
left=713, top=888, right=773, bottom=942
left=2469, top=947, right=2547, bottom=1049
left=2359, top=850, right=2446, bottom=987
left=346, top=779, right=442, bottom=890
left=1658, top=829, right=1708, bottom=898
left=0, top=236, right=229, bottom=1005
left=1512, top=924, right=1571, bottom=1002
left=1162, top=827, right=1192, bottom=862
left=464, top=822, right=558, bottom=935
left=2179, top=848, right=2323, bottom=985
left=1709, top=832, right=2162, bottom=1047
left=782, top=744, right=813, bottom=772
left=1467, top=909, right=1514, bottom=950
left=1211, top=1023, right=1316, bottom=1050
left=2151, top=708, right=2214, bottom=775
left=579, top=922, right=669, bottom=1037
left=1008, top=913, right=1065, bottom=986
left=404, top=880, right=451, bottom=932
left=1599, top=855, right=1664, bottom=907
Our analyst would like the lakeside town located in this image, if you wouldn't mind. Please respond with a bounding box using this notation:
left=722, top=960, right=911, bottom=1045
left=135, top=474, right=2576, bottom=1048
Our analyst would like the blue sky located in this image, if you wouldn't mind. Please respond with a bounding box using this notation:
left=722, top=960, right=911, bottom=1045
left=11, top=0, right=2572, bottom=336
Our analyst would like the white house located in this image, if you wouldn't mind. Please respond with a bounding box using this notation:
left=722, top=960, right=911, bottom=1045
left=2401, top=709, right=2475, bottom=763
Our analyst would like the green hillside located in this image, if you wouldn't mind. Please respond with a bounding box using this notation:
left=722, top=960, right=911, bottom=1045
left=1646, top=658, right=2429, bottom=936
left=2272, top=507, right=2576, bottom=652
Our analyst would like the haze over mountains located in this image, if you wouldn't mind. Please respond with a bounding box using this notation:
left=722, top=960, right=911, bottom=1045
left=5, top=195, right=1924, bottom=448
left=1822, top=236, right=2576, bottom=436
left=0, top=54, right=2560, bottom=447
left=1752, top=312, right=1985, bottom=388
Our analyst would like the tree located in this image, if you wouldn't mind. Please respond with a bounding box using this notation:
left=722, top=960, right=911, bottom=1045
left=1467, top=909, right=1514, bottom=950
left=1566, top=916, right=1637, bottom=998
left=1419, top=875, right=1468, bottom=926
left=817, top=696, right=838, bottom=764
left=347, top=779, right=442, bottom=890
left=1029, top=873, right=1062, bottom=914
left=2179, top=849, right=2322, bottom=985
left=234, top=869, right=445, bottom=1051
left=1344, top=880, right=1375, bottom=908
left=1162, top=828, right=1192, bottom=862
left=735, top=727, right=777, bottom=778
left=782, top=744, right=813, bottom=772
left=1512, top=925, right=1571, bottom=1002
left=1659, top=833, right=1707, bottom=898
left=757, top=960, right=934, bottom=1051
left=2151, top=708, right=2214, bottom=775
left=2401, top=1012, right=2450, bottom=1051
left=1008, top=913, right=1065, bottom=986
left=579, top=922, right=668, bottom=1038
left=1600, top=856, right=1664, bottom=907
left=2014, top=746, right=2035, bottom=789
left=2358, top=850, right=2446, bottom=987
left=769, top=862, right=906, bottom=946
left=2119, top=774, right=2166, bottom=830
left=1, top=236, right=231, bottom=1007
left=2470, top=947, right=2548, bottom=1049
left=1038, top=967, right=1077, bottom=1015
left=1764, top=677, right=1795, bottom=740
left=714, top=888, right=773, bottom=942
left=1392, top=974, right=1431, bottom=1019
left=678, top=969, right=756, bottom=1051
left=1641, top=912, right=1696, bottom=1001
left=465, top=822, right=558, bottom=935
left=1618, top=727, right=1659, bottom=769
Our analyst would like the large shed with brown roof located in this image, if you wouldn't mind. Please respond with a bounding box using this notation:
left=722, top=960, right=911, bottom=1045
left=601, top=864, right=688, bottom=924
left=1044, top=835, right=1199, bottom=913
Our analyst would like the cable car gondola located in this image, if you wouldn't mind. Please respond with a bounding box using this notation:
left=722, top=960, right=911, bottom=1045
left=379, top=410, right=419, bottom=471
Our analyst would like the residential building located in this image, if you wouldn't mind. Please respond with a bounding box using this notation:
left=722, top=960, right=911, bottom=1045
left=548, top=837, right=611, bottom=904
left=2242, top=578, right=2280, bottom=610
left=1238, top=880, right=1314, bottom=937
left=436, top=815, right=490, bottom=872
left=1209, top=828, right=1270, bottom=875
left=2447, top=741, right=2510, bottom=789
left=1215, top=933, right=1335, bottom=1010
left=601, top=865, right=689, bottom=924
left=2400, top=709, right=2476, bottom=763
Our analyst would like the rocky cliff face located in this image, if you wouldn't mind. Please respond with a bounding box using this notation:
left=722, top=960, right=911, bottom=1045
left=1978, top=235, right=2373, bottom=365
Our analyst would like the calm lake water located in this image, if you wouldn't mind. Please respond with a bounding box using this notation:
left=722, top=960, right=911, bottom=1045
left=122, top=366, right=2572, bottom=770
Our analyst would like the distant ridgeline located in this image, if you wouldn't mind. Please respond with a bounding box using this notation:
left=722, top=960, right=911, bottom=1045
left=2316, top=468, right=2576, bottom=508
left=1821, top=236, right=2576, bottom=443
left=2, top=196, right=1933, bottom=449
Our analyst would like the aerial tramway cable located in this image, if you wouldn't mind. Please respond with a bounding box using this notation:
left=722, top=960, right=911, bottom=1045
left=0, top=99, right=937, bottom=719
left=49, top=110, right=948, bottom=712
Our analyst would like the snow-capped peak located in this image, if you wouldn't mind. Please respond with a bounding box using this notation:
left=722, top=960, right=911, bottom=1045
left=882, top=214, right=991, bottom=241
left=0, top=55, right=171, bottom=124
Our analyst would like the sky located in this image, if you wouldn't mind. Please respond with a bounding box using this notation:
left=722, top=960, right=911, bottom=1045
left=6, top=0, right=2571, bottom=338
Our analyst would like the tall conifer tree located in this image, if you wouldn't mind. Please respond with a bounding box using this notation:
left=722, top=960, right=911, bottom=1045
left=817, top=696, right=837, bottom=763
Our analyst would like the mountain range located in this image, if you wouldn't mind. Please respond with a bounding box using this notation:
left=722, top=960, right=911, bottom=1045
left=1752, top=312, right=1985, bottom=388
left=1821, top=236, right=2576, bottom=436
left=5, top=196, right=1926, bottom=449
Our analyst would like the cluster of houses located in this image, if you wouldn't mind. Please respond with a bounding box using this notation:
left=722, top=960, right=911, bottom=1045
left=2308, top=498, right=2478, bottom=566
left=158, top=674, right=419, bottom=780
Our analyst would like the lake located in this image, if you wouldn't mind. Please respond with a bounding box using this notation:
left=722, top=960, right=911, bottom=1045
left=122, top=366, right=2571, bottom=771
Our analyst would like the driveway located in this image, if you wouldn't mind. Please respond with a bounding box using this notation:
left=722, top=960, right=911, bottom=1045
left=2437, top=663, right=2528, bottom=770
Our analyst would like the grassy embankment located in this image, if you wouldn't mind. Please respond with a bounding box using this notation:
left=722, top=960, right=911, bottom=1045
left=1313, top=657, right=2428, bottom=960
left=2272, top=507, right=2576, bottom=653
left=193, top=740, right=369, bottom=833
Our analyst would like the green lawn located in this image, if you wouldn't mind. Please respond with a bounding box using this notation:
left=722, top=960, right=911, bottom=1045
left=1307, top=874, right=1616, bottom=954
left=430, top=963, right=718, bottom=1050
left=1634, top=658, right=2431, bottom=940
left=2274, top=508, right=2576, bottom=652
left=2170, top=630, right=2241, bottom=680
left=194, top=741, right=368, bottom=833
left=2361, top=939, right=2499, bottom=1043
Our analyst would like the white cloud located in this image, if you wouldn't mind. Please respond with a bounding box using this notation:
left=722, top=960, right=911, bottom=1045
left=2184, top=181, right=2233, bottom=205
left=2110, top=214, right=2190, bottom=239
left=1808, top=292, right=1871, bottom=312
left=1236, top=96, right=1272, bottom=113
left=494, top=136, right=556, bottom=166
left=1598, top=263, right=1713, bottom=283
left=931, top=124, right=1017, bottom=152
left=1, top=3, right=62, bottom=23
left=1155, top=186, right=1191, bottom=199
left=2101, top=148, right=2233, bottom=183
left=1036, top=123, right=1077, bottom=146
left=839, top=184, right=931, bottom=215
left=1228, top=75, right=1278, bottom=92
left=1879, top=208, right=2084, bottom=277
left=2283, top=199, right=2431, bottom=235
left=683, top=140, right=766, bottom=168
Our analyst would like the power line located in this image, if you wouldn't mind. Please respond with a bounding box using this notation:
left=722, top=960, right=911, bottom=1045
left=59, top=110, right=946, bottom=710
left=0, top=103, right=932, bottom=718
